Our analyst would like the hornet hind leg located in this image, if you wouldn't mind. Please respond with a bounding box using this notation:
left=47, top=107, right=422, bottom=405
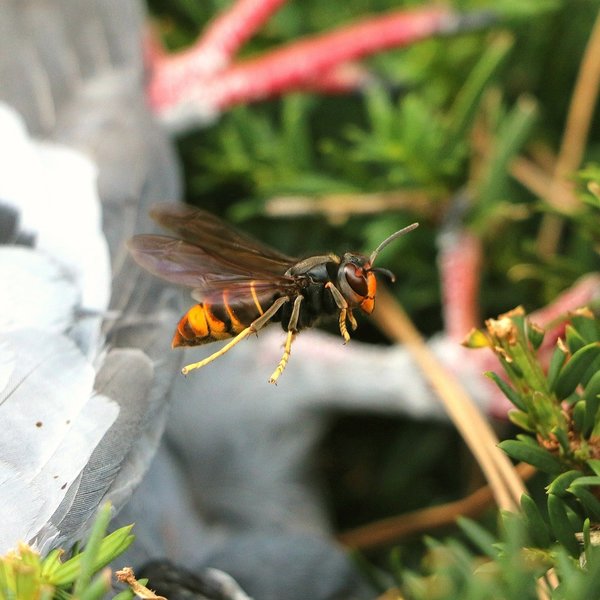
left=325, top=282, right=357, bottom=343
left=181, top=295, right=291, bottom=376
left=269, top=294, right=304, bottom=384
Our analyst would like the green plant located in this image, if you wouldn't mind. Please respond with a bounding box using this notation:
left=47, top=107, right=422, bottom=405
left=0, top=505, right=137, bottom=600
left=373, top=303, right=599, bottom=599
left=145, top=1, right=600, bottom=596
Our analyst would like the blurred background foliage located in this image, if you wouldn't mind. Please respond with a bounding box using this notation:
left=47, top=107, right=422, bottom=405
left=144, top=0, right=600, bottom=593
left=147, top=0, right=599, bottom=322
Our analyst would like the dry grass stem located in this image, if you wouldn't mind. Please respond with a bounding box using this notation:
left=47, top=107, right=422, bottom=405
left=528, top=142, right=557, bottom=174
left=372, top=287, right=526, bottom=512
left=510, top=156, right=553, bottom=200
left=537, top=9, right=600, bottom=256
left=264, top=190, right=440, bottom=224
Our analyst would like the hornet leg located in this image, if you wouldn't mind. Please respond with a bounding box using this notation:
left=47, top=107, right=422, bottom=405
left=269, top=294, right=303, bottom=384
left=182, top=296, right=290, bottom=375
left=325, top=282, right=352, bottom=343
left=347, top=309, right=358, bottom=331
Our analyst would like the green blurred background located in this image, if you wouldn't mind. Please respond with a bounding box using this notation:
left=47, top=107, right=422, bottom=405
left=145, top=0, right=600, bottom=565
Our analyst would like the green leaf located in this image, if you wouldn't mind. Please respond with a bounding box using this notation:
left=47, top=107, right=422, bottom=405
left=498, top=440, right=563, bottom=474
left=552, top=426, right=571, bottom=455
left=583, top=370, right=600, bottom=435
left=446, top=32, right=513, bottom=143
left=93, top=526, right=135, bottom=571
left=568, top=486, right=600, bottom=522
left=507, top=409, right=535, bottom=432
left=568, top=475, right=600, bottom=488
left=581, top=355, right=600, bottom=389
left=547, top=470, right=583, bottom=497
left=112, top=586, right=137, bottom=600
left=51, top=528, right=134, bottom=587
left=571, top=312, right=600, bottom=344
left=41, top=549, right=63, bottom=579
left=547, top=493, right=581, bottom=557
left=587, top=459, right=600, bottom=477
left=78, top=570, right=111, bottom=600
left=547, top=344, right=569, bottom=393
left=457, top=517, right=497, bottom=558
left=565, top=325, right=588, bottom=354
left=554, top=343, right=600, bottom=400
left=474, top=95, right=538, bottom=225
left=573, top=400, right=586, bottom=433
left=527, top=322, right=545, bottom=351
left=520, top=494, right=552, bottom=548
left=501, top=354, right=524, bottom=378
left=485, top=371, right=526, bottom=410
left=583, top=518, right=592, bottom=554
left=72, top=504, right=112, bottom=596
left=515, top=433, right=541, bottom=446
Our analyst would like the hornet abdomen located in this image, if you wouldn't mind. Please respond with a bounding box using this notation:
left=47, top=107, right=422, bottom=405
left=172, top=287, right=280, bottom=347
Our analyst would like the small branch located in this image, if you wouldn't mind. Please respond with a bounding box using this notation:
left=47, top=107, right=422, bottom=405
left=264, top=189, right=440, bottom=224
left=510, top=156, right=553, bottom=200
left=116, top=567, right=166, bottom=600
left=338, top=463, right=535, bottom=549
left=528, top=142, right=557, bottom=173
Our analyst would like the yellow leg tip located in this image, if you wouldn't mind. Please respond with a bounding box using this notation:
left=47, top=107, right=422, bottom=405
left=268, top=331, right=295, bottom=383
left=269, top=362, right=286, bottom=384
left=348, top=310, right=358, bottom=331
left=181, top=362, right=202, bottom=376
left=338, top=309, right=352, bottom=343
left=269, top=354, right=289, bottom=383
left=339, top=320, right=351, bottom=344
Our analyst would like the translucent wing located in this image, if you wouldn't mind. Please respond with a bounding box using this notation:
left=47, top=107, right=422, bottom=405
left=127, top=235, right=299, bottom=303
left=149, top=203, right=297, bottom=274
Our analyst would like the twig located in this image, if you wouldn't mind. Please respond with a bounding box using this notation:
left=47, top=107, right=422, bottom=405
left=338, top=463, right=535, bottom=549
left=510, top=156, right=553, bottom=200
left=528, top=142, right=557, bottom=174
left=116, top=567, right=166, bottom=600
left=264, top=189, right=440, bottom=224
